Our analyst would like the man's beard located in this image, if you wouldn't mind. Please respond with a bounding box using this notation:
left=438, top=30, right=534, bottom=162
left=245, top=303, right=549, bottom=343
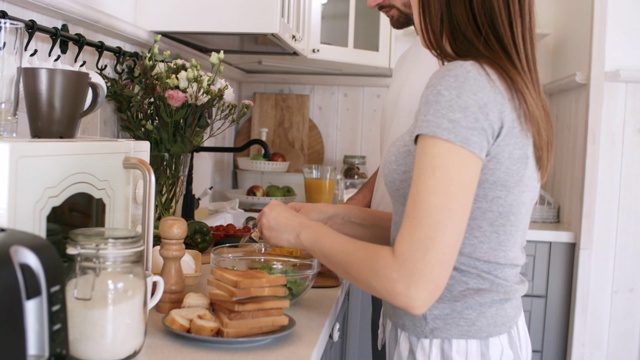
left=378, top=4, right=413, bottom=30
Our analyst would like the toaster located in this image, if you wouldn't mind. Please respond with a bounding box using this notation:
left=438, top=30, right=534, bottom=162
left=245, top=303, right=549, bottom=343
left=0, top=228, right=68, bottom=359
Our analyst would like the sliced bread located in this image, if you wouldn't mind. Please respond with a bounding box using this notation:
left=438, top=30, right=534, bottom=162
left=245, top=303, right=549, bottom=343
left=210, top=267, right=287, bottom=288
left=171, top=307, right=215, bottom=322
left=210, top=297, right=290, bottom=312
left=218, top=324, right=283, bottom=339
left=163, top=310, right=191, bottom=333
left=215, top=310, right=289, bottom=329
left=212, top=304, right=284, bottom=320
left=208, top=277, right=288, bottom=299
left=190, top=316, right=220, bottom=337
left=181, top=292, right=210, bottom=309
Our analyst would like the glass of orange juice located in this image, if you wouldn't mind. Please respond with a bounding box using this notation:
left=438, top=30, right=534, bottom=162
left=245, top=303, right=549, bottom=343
left=301, top=164, right=337, bottom=203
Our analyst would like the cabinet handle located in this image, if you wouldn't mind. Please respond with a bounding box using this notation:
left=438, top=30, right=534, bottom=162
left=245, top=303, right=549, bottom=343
left=330, top=322, right=341, bottom=342
left=312, top=48, right=320, bottom=54
left=292, top=34, right=303, bottom=42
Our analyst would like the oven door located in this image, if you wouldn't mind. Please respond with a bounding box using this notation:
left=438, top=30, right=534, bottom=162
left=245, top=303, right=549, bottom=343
left=0, top=139, right=155, bottom=271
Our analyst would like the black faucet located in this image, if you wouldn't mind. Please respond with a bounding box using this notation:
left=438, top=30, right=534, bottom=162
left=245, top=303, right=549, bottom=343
left=181, top=139, right=271, bottom=221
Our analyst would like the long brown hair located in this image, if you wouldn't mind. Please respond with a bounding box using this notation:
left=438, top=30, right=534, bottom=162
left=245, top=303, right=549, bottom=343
left=415, top=0, right=553, bottom=181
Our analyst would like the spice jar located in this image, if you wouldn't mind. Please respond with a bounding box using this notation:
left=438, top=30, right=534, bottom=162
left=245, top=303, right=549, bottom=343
left=339, top=155, right=368, bottom=202
left=65, top=228, right=163, bottom=360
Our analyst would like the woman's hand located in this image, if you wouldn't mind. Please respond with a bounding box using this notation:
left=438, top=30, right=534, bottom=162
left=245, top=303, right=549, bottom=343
left=257, top=201, right=317, bottom=249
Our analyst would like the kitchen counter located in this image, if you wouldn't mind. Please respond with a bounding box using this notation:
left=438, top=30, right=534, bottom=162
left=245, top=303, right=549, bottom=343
left=137, top=265, right=347, bottom=360
left=527, top=222, right=575, bottom=243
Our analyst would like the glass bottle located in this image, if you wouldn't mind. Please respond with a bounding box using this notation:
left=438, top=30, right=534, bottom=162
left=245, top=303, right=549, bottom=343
left=65, top=228, right=149, bottom=360
left=340, top=155, right=368, bottom=202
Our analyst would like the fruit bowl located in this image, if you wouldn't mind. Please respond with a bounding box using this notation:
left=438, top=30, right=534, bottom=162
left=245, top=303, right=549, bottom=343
left=211, top=243, right=320, bottom=303
left=237, top=157, right=290, bottom=172
left=225, top=189, right=296, bottom=206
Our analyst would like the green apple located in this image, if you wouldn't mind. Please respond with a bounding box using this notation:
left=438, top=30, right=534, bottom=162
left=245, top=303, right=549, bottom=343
left=281, top=185, right=296, bottom=197
left=250, top=153, right=265, bottom=161
left=266, top=185, right=284, bottom=197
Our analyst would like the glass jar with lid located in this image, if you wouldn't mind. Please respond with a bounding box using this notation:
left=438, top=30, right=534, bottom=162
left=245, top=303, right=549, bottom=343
left=339, top=155, right=368, bottom=202
left=65, top=228, right=162, bottom=360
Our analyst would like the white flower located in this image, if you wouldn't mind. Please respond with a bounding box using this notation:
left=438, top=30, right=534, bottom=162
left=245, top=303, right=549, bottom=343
left=177, top=71, right=189, bottom=90
left=187, top=68, right=197, bottom=82
left=223, top=86, right=236, bottom=103
left=153, top=62, right=166, bottom=75
left=186, top=83, right=210, bottom=105
left=166, top=75, right=179, bottom=88
left=212, top=78, right=228, bottom=92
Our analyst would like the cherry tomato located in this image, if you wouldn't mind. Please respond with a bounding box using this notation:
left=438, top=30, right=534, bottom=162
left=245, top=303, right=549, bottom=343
left=241, top=225, right=252, bottom=233
left=213, top=233, right=224, bottom=241
left=214, top=224, right=225, bottom=232
left=224, top=224, right=237, bottom=234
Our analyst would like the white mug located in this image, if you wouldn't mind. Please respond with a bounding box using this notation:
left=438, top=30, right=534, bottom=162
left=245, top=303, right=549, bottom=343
left=146, top=272, right=164, bottom=313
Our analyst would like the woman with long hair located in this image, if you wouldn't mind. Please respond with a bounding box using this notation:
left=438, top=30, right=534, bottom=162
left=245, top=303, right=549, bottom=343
left=257, top=0, right=552, bottom=358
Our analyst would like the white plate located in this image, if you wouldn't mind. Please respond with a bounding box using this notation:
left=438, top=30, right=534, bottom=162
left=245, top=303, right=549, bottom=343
left=162, top=314, right=295, bottom=346
left=225, top=189, right=297, bottom=206
left=236, top=157, right=289, bottom=172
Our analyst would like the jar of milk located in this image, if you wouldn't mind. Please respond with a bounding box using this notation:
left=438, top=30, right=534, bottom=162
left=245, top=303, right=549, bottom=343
left=65, top=228, right=149, bottom=360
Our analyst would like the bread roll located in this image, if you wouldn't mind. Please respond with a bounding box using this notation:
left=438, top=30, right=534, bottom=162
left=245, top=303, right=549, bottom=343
left=181, top=292, right=210, bottom=309
left=163, top=311, right=191, bottom=333
left=190, top=317, right=220, bottom=337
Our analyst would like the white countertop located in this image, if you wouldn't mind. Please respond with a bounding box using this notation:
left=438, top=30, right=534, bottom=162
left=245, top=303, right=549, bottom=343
left=136, top=265, right=348, bottom=360
left=527, top=222, right=575, bottom=243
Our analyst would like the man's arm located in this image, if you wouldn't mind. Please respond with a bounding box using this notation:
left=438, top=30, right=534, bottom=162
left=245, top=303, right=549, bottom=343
left=344, top=169, right=378, bottom=208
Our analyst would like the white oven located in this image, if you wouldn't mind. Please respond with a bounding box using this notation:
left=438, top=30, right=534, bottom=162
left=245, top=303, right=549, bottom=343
left=0, top=138, right=155, bottom=271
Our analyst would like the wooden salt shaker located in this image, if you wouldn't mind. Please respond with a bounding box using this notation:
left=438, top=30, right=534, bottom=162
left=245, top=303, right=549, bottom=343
left=155, top=216, right=187, bottom=314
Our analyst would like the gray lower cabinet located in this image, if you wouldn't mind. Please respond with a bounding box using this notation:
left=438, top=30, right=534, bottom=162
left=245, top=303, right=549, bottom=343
left=322, top=288, right=350, bottom=360
left=521, top=241, right=575, bottom=360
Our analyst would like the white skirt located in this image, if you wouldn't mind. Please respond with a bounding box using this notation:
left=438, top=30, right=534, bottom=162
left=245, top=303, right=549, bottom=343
left=380, top=311, right=532, bottom=360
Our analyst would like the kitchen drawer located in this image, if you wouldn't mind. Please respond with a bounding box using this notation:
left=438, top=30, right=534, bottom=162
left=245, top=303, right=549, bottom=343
left=522, top=241, right=550, bottom=296
left=522, top=296, right=546, bottom=353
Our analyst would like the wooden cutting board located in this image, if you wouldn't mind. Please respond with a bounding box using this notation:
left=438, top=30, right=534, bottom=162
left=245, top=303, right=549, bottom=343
left=234, top=93, right=324, bottom=173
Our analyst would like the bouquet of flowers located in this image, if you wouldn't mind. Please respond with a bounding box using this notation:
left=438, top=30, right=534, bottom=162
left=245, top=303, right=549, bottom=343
left=102, top=35, right=252, bottom=154
left=101, top=36, right=253, bottom=226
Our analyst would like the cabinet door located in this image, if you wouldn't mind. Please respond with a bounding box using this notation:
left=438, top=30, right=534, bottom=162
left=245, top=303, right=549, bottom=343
left=308, top=0, right=391, bottom=68
left=322, top=289, right=350, bottom=360
left=281, top=0, right=309, bottom=54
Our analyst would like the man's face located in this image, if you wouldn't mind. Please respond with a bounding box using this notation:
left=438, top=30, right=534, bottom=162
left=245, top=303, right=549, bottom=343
left=367, top=0, right=413, bottom=30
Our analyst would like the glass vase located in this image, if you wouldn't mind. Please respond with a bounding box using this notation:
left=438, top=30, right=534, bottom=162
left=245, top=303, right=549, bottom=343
left=149, top=153, right=190, bottom=228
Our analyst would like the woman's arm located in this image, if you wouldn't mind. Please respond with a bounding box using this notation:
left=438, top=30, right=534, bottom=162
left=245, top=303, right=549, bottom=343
left=257, top=135, right=482, bottom=314
left=343, top=169, right=378, bottom=208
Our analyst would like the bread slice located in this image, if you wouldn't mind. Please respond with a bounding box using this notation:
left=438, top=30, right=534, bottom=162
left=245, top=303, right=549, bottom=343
left=215, top=309, right=289, bottom=329
left=218, top=324, right=283, bottom=338
left=163, top=310, right=191, bottom=333
left=211, top=267, right=287, bottom=288
left=171, top=307, right=214, bottom=322
left=208, top=277, right=288, bottom=299
left=181, top=292, right=210, bottom=309
left=212, top=304, right=284, bottom=320
left=210, top=297, right=290, bottom=312
left=208, top=287, right=233, bottom=301
left=190, top=316, right=220, bottom=337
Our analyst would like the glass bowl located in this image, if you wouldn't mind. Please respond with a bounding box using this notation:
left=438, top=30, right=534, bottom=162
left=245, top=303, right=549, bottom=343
left=211, top=243, right=320, bottom=303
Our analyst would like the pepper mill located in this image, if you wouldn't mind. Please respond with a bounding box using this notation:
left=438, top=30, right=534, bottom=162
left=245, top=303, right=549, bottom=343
left=156, top=216, right=187, bottom=314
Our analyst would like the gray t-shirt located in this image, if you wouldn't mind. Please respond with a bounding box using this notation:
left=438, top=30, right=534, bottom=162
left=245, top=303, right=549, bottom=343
left=382, top=60, right=540, bottom=339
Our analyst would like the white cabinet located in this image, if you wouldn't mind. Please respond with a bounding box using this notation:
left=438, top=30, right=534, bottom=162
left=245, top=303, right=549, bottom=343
left=135, top=0, right=308, bottom=55
left=307, top=0, right=392, bottom=68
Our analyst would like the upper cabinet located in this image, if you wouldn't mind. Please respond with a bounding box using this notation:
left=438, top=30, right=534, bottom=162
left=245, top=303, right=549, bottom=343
left=134, top=0, right=392, bottom=76
left=135, top=0, right=308, bottom=56
left=307, top=0, right=392, bottom=68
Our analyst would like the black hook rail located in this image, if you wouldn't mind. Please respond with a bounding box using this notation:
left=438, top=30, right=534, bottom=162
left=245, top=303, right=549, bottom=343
left=0, top=10, right=139, bottom=69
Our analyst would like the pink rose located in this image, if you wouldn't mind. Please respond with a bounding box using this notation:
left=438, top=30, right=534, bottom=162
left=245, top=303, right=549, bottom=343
left=165, top=89, right=187, bottom=107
